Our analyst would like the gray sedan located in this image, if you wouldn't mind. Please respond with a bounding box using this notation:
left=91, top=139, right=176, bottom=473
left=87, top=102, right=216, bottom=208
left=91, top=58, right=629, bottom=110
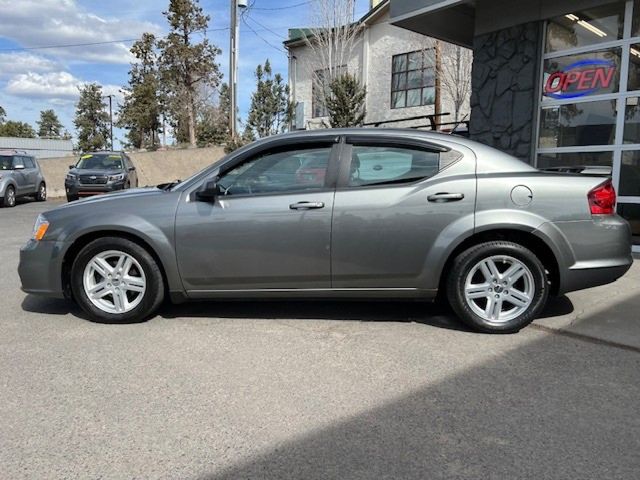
left=18, top=129, right=632, bottom=333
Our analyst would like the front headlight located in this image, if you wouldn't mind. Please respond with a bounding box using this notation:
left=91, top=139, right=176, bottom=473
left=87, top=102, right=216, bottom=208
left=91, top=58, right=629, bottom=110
left=66, top=173, right=76, bottom=181
left=32, top=214, right=50, bottom=241
left=108, top=173, right=125, bottom=182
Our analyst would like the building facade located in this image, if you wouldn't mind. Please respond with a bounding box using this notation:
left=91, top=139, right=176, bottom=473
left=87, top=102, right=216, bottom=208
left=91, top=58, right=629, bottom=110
left=0, top=136, right=74, bottom=158
left=391, top=0, right=640, bottom=249
left=284, top=0, right=471, bottom=131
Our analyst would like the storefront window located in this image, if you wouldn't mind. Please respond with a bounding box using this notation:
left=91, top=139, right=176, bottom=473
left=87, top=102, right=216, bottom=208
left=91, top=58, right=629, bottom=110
left=617, top=203, right=640, bottom=245
left=539, top=100, right=617, bottom=148
left=624, top=97, right=640, bottom=143
left=545, top=3, right=625, bottom=53
left=629, top=44, right=640, bottom=91
left=537, top=151, right=613, bottom=169
left=619, top=151, right=640, bottom=196
left=542, top=48, right=621, bottom=101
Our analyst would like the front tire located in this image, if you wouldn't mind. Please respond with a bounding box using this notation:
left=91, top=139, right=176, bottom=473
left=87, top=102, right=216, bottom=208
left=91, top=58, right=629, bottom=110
left=36, top=182, right=47, bottom=202
left=1, top=185, right=16, bottom=207
left=446, top=241, right=548, bottom=333
left=66, top=194, right=79, bottom=202
left=71, top=237, right=164, bottom=323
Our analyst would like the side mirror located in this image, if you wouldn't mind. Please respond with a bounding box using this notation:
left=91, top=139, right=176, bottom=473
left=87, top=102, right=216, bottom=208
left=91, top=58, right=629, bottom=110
left=195, top=178, right=220, bottom=202
left=69, top=165, right=75, bottom=169
left=14, top=164, right=25, bottom=170
left=128, top=166, right=136, bottom=172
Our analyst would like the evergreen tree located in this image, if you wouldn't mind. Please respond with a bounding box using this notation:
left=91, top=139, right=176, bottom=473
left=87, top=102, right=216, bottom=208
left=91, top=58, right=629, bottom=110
left=326, top=73, right=366, bottom=128
left=157, top=0, right=221, bottom=147
left=0, top=105, right=6, bottom=124
left=74, top=83, right=110, bottom=152
left=118, top=33, right=162, bottom=149
left=0, top=120, right=36, bottom=138
left=247, top=60, right=292, bottom=138
left=37, top=109, right=64, bottom=138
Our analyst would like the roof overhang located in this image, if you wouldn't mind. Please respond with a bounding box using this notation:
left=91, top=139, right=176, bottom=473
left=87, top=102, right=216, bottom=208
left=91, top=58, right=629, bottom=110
left=389, top=0, right=475, bottom=48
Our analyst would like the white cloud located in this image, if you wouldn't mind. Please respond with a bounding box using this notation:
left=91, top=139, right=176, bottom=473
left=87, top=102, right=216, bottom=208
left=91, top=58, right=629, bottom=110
left=0, top=52, right=59, bottom=77
left=6, top=71, right=122, bottom=103
left=0, top=0, right=163, bottom=64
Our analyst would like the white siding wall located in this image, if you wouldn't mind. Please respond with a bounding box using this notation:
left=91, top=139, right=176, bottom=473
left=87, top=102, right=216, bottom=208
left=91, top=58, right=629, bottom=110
left=0, top=137, right=74, bottom=158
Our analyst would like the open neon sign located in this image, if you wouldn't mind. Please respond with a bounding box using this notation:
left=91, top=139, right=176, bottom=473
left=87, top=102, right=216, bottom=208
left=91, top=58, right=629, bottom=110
left=544, top=59, right=616, bottom=99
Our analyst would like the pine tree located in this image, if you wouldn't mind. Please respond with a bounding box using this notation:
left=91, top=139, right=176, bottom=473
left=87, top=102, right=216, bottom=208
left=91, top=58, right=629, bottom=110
left=326, top=73, right=366, bottom=128
left=0, top=105, right=6, bottom=124
left=157, top=0, right=221, bottom=147
left=247, top=60, right=292, bottom=138
left=37, top=109, right=64, bottom=138
left=118, top=33, right=162, bottom=149
left=0, top=120, right=36, bottom=138
left=74, top=84, right=110, bottom=152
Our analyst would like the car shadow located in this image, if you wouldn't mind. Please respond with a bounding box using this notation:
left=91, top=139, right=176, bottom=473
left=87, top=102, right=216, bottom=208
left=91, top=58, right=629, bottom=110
left=21, top=294, right=575, bottom=333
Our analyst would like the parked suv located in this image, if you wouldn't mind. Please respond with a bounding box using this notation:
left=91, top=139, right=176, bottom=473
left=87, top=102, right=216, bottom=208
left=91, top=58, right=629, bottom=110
left=65, top=151, right=138, bottom=202
left=0, top=151, right=47, bottom=208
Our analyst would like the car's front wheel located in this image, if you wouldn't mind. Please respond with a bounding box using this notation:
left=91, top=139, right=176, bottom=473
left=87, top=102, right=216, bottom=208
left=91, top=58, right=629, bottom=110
left=1, top=185, right=16, bottom=208
left=71, top=237, right=164, bottom=323
left=446, top=241, right=548, bottom=333
left=36, top=182, right=46, bottom=202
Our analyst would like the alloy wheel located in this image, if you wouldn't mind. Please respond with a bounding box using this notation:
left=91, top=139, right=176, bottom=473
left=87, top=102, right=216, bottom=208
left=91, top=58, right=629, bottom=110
left=83, top=250, right=146, bottom=314
left=7, top=187, right=15, bottom=207
left=464, top=255, right=535, bottom=324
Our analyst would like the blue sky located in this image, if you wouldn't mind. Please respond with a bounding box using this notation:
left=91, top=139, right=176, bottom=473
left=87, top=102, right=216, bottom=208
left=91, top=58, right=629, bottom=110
left=0, top=0, right=370, bottom=148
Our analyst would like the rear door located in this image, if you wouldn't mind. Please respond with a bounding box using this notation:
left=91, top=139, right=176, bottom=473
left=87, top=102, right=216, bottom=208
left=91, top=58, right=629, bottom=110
left=331, top=136, right=476, bottom=290
left=22, top=156, right=39, bottom=193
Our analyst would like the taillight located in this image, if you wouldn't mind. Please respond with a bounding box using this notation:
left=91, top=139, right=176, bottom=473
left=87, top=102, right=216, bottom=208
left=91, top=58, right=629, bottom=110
left=588, top=180, right=616, bottom=215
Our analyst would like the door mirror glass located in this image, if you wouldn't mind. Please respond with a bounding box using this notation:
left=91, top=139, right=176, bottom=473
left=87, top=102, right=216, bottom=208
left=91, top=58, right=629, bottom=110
left=195, top=178, right=220, bottom=202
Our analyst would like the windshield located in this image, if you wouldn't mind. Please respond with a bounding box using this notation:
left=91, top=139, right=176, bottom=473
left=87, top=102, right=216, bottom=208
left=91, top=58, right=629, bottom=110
left=75, top=154, right=123, bottom=170
left=0, top=155, right=15, bottom=170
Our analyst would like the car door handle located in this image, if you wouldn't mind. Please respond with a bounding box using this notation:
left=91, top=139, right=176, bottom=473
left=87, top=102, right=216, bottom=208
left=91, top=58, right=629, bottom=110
left=289, top=201, right=325, bottom=210
left=427, top=192, right=465, bottom=202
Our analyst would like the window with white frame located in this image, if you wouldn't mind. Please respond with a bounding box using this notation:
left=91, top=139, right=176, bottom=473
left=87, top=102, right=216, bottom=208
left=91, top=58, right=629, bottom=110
left=537, top=0, right=640, bottom=247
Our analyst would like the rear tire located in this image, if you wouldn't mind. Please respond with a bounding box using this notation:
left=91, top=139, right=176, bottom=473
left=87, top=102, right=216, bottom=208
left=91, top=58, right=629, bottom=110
left=446, top=241, right=548, bottom=333
left=1, top=185, right=16, bottom=208
left=36, top=182, right=47, bottom=202
left=71, top=237, right=164, bottom=323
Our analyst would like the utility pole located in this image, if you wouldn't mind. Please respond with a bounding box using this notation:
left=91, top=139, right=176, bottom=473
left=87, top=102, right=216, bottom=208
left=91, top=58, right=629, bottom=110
left=229, top=0, right=247, bottom=138
left=103, top=94, right=115, bottom=150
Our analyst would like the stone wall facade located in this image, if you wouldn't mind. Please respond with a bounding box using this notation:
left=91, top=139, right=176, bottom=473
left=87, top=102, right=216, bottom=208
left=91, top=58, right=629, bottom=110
left=469, top=22, right=541, bottom=162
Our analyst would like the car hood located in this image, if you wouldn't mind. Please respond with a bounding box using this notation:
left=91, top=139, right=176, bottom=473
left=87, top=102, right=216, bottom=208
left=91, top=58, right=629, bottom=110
left=51, top=186, right=165, bottom=211
left=69, top=168, right=124, bottom=176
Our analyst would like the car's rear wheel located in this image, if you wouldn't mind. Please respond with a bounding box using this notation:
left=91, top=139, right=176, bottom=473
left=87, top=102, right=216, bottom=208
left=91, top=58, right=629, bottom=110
left=71, top=237, right=164, bottom=323
left=36, top=182, right=47, bottom=202
left=446, top=241, right=548, bottom=333
left=1, top=185, right=16, bottom=208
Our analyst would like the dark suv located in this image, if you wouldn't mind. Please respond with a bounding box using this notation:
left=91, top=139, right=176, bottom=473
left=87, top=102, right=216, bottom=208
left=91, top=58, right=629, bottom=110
left=65, top=151, right=138, bottom=202
left=0, top=151, right=47, bottom=208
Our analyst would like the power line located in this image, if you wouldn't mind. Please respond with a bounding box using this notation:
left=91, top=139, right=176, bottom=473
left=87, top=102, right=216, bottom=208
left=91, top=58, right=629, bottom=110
left=244, top=14, right=286, bottom=40
left=240, top=17, right=285, bottom=54
left=0, top=27, right=230, bottom=52
left=250, top=1, right=312, bottom=11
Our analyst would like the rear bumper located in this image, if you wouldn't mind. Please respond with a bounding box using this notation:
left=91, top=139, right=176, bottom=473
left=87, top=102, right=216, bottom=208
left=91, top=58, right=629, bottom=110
left=544, top=215, right=633, bottom=294
left=18, top=239, right=66, bottom=298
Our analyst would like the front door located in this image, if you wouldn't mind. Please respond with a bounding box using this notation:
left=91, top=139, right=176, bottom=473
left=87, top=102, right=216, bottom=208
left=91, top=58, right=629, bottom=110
left=175, top=142, right=339, bottom=295
left=331, top=138, right=476, bottom=291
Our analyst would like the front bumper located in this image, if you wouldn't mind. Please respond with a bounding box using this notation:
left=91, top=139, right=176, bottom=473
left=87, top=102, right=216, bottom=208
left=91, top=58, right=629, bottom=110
left=18, top=239, right=66, bottom=298
left=65, top=180, right=126, bottom=197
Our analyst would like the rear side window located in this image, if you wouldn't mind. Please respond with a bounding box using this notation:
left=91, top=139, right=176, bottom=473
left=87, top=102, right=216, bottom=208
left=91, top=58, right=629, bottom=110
left=348, top=145, right=440, bottom=187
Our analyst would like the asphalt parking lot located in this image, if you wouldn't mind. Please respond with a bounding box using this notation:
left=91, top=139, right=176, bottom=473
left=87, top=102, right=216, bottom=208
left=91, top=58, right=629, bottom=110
left=1, top=199, right=639, bottom=479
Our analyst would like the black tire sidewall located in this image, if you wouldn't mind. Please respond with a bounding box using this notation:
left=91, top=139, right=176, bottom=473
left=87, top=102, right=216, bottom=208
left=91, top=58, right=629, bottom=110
left=447, top=241, right=548, bottom=333
left=71, top=237, right=164, bottom=323
left=36, top=183, right=46, bottom=201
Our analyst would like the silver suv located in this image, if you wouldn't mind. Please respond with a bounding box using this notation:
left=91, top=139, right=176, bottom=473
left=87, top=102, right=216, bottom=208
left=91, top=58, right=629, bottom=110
left=0, top=151, right=47, bottom=208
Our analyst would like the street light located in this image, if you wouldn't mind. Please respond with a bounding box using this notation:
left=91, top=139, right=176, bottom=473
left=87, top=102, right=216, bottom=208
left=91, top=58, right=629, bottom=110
left=102, top=94, right=115, bottom=150
left=229, top=0, right=247, bottom=138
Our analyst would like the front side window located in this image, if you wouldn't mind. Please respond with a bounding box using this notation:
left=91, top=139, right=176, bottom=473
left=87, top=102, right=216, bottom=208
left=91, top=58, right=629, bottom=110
left=391, top=49, right=436, bottom=109
left=23, top=157, right=35, bottom=168
left=545, top=3, right=625, bottom=53
left=348, top=145, right=439, bottom=187
left=217, top=146, right=332, bottom=196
